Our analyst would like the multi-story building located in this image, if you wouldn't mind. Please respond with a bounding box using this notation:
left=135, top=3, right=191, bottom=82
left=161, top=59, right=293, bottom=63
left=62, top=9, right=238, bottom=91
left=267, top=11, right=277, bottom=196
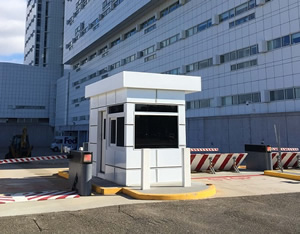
left=24, top=0, right=64, bottom=69
left=0, top=0, right=65, bottom=147
left=56, top=0, right=300, bottom=151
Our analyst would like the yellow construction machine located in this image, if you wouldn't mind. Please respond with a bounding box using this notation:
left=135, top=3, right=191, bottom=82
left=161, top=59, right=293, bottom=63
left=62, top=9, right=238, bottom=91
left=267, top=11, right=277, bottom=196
left=5, top=128, right=33, bottom=159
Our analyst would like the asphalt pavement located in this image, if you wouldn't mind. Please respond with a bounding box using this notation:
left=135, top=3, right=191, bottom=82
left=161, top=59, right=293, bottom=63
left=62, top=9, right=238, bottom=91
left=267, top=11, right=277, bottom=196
left=0, top=193, right=299, bottom=234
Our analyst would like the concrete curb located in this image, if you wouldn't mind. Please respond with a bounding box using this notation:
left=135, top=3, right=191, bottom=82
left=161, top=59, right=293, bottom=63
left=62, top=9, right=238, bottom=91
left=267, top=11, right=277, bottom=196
left=58, top=171, right=216, bottom=200
left=264, top=170, right=300, bottom=181
left=58, top=171, right=69, bottom=179
left=121, top=184, right=216, bottom=200
left=91, top=185, right=122, bottom=195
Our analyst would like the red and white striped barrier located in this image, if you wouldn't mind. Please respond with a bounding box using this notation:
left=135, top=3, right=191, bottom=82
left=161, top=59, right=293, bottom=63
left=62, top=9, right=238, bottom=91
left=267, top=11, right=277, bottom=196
left=190, top=148, right=219, bottom=152
left=271, top=148, right=299, bottom=152
left=190, top=153, right=247, bottom=172
left=0, top=155, right=68, bottom=165
left=0, top=190, right=79, bottom=204
left=271, top=152, right=300, bottom=169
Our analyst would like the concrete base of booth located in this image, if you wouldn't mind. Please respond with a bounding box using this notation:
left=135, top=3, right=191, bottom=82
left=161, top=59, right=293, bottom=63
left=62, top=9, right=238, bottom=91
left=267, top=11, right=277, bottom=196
left=91, top=177, right=215, bottom=200
left=58, top=171, right=215, bottom=200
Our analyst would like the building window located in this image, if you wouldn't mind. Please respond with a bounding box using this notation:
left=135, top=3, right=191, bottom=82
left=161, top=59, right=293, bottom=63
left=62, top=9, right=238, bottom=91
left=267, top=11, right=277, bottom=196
left=144, top=54, right=156, bottom=62
left=186, top=19, right=212, bottom=38
left=142, top=45, right=155, bottom=56
left=144, top=24, right=156, bottom=34
left=124, top=54, right=136, bottom=65
left=124, top=28, right=137, bottom=39
left=140, top=16, right=156, bottom=29
left=292, top=32, right=300, bottom=44
left=186, top=99, right=213, bottom=110
left=270, top=90, right=284, bottom=101
left=110, top=61, right=120, bottom=70
left=269, top=87, right=300, bottom=102
left=186, top=58, right=213, bottom=73
left=160, top=1, right=181, bottom=18
left=267, top=31, right=300, bottom=51
left=221, top=92, right=261, bottom=106
left=160, top=34, right=180, bottom=48
left=219, top=0, right=257, bottom=23
left=162, top=68, right=180, bottom=75
left=111, top=38, right=121, bottom=48
left=229, top=13, right=255, bottom=28
left=231, top=59, right=257, bottom=71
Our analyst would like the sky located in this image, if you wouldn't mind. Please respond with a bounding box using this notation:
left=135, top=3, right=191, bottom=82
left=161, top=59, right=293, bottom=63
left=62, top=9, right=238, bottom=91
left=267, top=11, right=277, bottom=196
left=0, top=0, right=27, bottom=64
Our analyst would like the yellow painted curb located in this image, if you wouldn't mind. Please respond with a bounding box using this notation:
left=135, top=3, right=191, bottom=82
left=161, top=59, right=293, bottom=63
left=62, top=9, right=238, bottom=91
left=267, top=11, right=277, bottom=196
left=264, top=170, right=300, bottom=181
left=58, top=171, right=69, bottom=179
left=122, top=184, right=216, bottom=200
left=92, top=184, right=122, bottom=195
left=57, top=170, right=216, bottom=200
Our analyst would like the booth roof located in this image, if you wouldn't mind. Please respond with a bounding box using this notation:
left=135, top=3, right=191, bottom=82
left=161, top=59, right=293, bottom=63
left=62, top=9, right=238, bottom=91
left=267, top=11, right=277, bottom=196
left=85, top=71, right=201, bottom=98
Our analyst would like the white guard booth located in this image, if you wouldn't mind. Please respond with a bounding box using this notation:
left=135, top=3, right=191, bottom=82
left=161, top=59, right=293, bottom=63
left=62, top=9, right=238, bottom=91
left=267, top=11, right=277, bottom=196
left=85, top=71, right=201, bottom=187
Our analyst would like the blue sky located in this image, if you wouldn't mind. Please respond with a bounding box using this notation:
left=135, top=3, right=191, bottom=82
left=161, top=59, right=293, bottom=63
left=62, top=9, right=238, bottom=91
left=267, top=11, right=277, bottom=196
left=0, top=0, right=26, bottom=64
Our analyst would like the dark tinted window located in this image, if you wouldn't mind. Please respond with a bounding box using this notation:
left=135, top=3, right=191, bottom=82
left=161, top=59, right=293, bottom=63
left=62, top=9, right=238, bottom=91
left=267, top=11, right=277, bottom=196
left=108, top=104, right=124, bottom=114
left=135, top=116, right=178, bottom=149
left=135, top=104, right=177, bottom=112
left=117, top=117, right=124, bottom=147
left=110, top=120, right=116, bottom=144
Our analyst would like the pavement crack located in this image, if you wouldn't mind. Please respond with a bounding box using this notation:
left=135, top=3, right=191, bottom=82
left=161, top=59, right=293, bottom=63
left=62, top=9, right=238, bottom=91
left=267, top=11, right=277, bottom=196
left=119, top=207, right=136, bottom=220
left=33, top=219, right=43, bottom=232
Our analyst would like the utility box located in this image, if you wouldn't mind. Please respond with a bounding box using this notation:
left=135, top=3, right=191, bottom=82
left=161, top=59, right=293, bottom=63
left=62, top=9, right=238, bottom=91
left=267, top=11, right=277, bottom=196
left=68, top=150, right=93, bottom=196
left=245, top=144, right=272, bottom=171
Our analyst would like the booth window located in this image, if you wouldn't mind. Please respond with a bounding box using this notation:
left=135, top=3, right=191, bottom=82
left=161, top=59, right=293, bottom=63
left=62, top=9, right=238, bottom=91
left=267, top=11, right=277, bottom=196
left=135, top=116, right=178, bottom=148
left=108, top=104, right=124, bottom=114
left=110, top=117, right=124, bottom=146
left=110, top=120, right=116, bottom=144
left=135, top=104, right=177, bottom=112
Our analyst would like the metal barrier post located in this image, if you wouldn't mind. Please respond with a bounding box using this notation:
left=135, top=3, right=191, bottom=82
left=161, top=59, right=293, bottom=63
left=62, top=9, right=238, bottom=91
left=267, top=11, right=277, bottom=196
left=208, top=156, right=216, bottom=174
left=232, top=156, right=240, bottom=173
left=297, top=155, right=300, bottom=169
left=276, top=155, right=283, bottom=172
left=141, top=149, right=150, bottom=190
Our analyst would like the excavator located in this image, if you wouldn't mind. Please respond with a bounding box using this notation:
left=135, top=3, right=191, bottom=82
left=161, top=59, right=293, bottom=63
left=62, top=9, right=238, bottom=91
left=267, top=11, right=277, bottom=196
left=5, top=128, right=33, bottom=159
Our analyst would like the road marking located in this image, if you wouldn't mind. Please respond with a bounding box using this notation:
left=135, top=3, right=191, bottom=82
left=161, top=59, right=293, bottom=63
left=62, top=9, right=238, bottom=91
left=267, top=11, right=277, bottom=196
left=0, top=190, right=79, bottom=204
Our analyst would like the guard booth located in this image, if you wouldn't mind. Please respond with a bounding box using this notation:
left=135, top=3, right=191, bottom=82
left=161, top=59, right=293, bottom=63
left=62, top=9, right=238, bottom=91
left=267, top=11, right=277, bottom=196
left=85, top=71, right=201, bottom=186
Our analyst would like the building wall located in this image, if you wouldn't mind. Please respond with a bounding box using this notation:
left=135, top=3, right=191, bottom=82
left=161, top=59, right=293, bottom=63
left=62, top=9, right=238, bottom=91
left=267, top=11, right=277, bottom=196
left=56, top=0, right=300, bottom=150
left=187, top=112, right=300, bottom=152
left=0, top=62, right=58, bottom=147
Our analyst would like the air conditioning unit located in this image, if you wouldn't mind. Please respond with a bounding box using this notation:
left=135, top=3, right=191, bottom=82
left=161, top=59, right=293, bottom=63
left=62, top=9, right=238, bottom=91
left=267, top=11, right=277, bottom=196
left=156, top=42, right=161, bottom=50
left=181, top=65, right=187, bottom=74
left=213, top=55, right=221, bottom=65
left=120, top=59, right=126, bottom=66
left=136, top=51, right=143, bottom=59
left=257, top=0, right=266, bottom=6
left=212, top=14, right=219, bottom=25
left=259, top=40, right=267, bottom=53
left=181, top=30, right=187, bottom=39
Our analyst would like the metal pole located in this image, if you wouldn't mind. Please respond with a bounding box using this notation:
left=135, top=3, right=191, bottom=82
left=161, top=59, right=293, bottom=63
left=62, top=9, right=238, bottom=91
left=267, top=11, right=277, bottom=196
left=141, top=149, right=150, bottom=190
left=182, top=148, right=192, bottom=187
left=274, top=124, right=283, bottom=172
